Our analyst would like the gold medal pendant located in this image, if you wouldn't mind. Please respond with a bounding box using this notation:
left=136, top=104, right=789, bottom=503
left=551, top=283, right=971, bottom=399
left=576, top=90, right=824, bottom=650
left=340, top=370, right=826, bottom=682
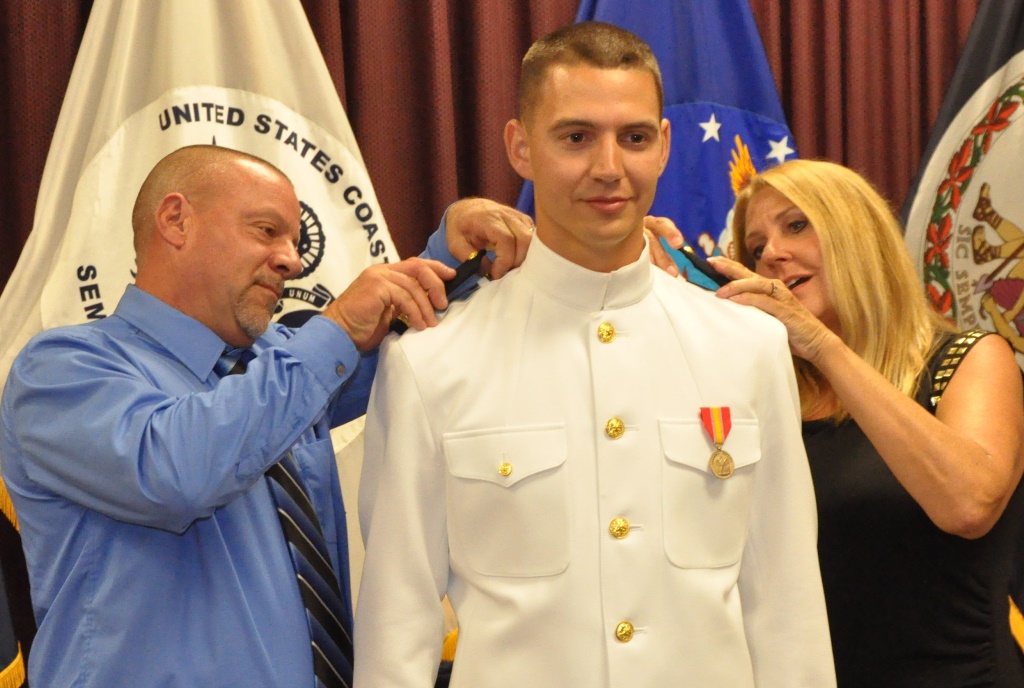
left=709, top=448, right=734, bottom=479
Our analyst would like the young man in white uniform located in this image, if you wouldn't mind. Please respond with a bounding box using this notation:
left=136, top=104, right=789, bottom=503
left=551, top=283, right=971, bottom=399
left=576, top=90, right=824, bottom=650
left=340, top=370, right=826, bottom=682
left=354, top=21, right=835, bottom=688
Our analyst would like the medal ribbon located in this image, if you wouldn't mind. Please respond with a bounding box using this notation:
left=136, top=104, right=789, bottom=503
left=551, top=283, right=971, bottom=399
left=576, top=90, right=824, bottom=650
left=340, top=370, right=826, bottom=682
left=700, top=407, right=732, bottom=447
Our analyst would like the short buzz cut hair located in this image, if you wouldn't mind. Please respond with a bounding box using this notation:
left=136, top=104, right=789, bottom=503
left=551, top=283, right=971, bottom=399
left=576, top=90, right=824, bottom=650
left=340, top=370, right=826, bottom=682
left=130, top=145, right=290, bottom=257
left=517, top=21, right=664, bottom=126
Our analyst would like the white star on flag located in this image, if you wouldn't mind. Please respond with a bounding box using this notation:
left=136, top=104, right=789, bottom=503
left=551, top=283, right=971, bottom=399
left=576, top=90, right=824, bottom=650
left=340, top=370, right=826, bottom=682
left=699, top=113, right=722, bottom=142
left=766, top=136, right=795, bottom=164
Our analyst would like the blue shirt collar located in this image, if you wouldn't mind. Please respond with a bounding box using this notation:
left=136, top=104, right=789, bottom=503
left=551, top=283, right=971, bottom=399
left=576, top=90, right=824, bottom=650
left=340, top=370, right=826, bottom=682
left=112, top=284, right=236, bottom=380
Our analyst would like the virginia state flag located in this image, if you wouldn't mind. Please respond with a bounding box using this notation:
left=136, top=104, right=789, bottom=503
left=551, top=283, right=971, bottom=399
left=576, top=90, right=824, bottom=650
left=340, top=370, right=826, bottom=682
left=902, top=0, right=1024, bottom=653
left=516, top=0, right=796, bottom=289
left=0, top=0, right=398, bottom=676
left=903, top=0, right=1024, bottom=369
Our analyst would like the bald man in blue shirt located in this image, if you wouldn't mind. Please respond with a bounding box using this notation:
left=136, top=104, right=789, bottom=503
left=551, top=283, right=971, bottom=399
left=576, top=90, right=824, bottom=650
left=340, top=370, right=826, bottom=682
left=0, top=145, right=531, bottom=688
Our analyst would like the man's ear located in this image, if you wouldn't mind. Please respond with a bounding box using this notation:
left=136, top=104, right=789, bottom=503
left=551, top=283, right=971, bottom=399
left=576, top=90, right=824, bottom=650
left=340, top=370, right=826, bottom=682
left=153, top=192, right=191, bottom=248
left=504, top=119, right=534, bottom=180
left=658, top=118, right=671, bottom=175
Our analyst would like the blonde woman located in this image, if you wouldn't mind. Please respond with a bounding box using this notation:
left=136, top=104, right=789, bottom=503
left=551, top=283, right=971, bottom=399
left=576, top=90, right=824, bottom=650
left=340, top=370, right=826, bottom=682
left=708, top=158, right=1024, bottom=687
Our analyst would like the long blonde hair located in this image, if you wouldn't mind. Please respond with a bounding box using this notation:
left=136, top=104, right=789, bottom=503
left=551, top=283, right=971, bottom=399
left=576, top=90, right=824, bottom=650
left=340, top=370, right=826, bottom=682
left=731, top=159, right=952, bottom=421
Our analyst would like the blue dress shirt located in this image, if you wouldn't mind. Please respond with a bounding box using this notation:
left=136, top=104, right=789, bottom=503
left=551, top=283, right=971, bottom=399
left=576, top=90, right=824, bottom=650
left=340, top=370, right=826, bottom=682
left=0, top=227, right=459, bottom=688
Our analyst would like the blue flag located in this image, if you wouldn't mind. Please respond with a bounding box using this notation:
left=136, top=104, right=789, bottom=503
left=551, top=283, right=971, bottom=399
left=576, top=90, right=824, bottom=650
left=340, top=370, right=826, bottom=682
left=901, top=0, right=1024, bottom=652
left=516, top=0, right=796, bottom=289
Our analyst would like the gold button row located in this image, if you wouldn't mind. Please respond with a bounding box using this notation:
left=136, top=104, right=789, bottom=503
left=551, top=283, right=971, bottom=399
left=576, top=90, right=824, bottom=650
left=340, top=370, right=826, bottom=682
left=598, top=320, right=623, bottom=441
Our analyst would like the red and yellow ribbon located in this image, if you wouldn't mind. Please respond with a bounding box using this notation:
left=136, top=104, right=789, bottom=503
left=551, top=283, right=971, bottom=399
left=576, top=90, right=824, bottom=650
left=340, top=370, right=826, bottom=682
left=700, top=407, right=732, bottom=447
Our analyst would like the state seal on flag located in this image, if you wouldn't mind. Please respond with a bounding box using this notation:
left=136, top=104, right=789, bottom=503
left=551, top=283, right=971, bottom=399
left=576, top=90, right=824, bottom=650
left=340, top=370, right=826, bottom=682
left=905, top=52, right=1024, bottom=369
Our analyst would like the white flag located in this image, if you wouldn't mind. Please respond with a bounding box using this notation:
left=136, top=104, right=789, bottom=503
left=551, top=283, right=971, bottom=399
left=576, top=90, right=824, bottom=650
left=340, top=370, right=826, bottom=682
left=0, top=0, right=397, bottom=383
left=903, top=0, right=1024, bottom=372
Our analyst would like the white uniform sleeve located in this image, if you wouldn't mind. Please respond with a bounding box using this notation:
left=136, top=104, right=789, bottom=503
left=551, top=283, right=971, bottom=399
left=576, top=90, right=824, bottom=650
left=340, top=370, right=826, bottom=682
left=738, top=331, right=837, bottom=687
left=354, top=339, right=449, bottom=687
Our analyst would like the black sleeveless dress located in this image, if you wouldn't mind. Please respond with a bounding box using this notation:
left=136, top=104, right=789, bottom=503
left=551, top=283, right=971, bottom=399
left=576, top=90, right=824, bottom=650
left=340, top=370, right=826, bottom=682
left=803, top=341, right=1024, bottom=687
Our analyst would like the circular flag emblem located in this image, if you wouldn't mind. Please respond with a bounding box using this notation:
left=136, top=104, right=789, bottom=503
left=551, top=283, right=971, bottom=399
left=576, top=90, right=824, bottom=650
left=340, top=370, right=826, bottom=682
left=39, top=85, right=397, bottom=330
left=905, top=51, right=1024, bottom=370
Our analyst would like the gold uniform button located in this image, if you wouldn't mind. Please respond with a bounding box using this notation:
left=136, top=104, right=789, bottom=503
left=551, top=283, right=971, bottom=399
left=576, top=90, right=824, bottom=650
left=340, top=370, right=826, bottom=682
left=609, top=517, right=630, bottom=539
left=605, top=418, right=625, bottom=439
left=498, top=462, right=513, bottom=477
left=615, top=621, right=634, bottom=642
left=335, top=364, right=347, bottom=376
left=597, top=322, right=616, bottom=343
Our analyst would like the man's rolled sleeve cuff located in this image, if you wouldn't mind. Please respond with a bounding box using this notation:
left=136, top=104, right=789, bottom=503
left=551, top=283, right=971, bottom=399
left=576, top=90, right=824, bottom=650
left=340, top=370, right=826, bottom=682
left=425, top=208, right=460, bottom=268
left=282, top=316, right=361, bottom=392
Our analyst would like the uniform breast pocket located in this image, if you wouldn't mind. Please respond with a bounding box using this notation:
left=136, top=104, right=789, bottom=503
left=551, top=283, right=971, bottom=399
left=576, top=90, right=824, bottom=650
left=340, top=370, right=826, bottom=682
left=659, top=418, right=761, bottom=569
left=443, top=425, right=568, bottom=578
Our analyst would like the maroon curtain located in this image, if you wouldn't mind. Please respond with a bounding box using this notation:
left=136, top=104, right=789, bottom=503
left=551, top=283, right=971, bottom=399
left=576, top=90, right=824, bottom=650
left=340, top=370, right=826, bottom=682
left=0, top=0, right=981, bottom=290
left=0, top=2, right=93, bottom=293
left=751, top=0, right=979, bottom=207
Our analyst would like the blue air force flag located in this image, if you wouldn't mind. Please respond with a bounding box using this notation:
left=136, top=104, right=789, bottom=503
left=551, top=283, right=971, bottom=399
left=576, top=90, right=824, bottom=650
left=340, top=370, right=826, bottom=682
left=516, top=0, right=796, bottom=289
left=903, top=0, right=1024, bottom=372
left=0, top=0, right=398, bottom=386
left=902, top=0, right=1024, bottom=653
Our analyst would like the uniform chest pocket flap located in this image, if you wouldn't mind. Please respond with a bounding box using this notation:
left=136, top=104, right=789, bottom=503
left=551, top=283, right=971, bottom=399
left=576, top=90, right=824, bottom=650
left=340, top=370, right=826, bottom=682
left=443, top=424, right=569, bottom=577
left=659, top=418, right=761, bottom=569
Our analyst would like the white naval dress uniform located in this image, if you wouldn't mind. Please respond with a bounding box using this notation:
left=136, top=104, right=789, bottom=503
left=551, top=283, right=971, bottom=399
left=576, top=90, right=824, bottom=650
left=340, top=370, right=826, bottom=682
left=355, top=236, right=835, bottom=687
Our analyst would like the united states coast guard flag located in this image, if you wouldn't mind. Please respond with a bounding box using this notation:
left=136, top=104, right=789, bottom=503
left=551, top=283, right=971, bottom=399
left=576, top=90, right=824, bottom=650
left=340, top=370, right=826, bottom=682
left=902, top=0, right=1024, bottom=653
left=0, top=0, right=397, bottom=384
left=516, top=0, right=796, bottom=289
left=0, top=0, right=398, bottom=673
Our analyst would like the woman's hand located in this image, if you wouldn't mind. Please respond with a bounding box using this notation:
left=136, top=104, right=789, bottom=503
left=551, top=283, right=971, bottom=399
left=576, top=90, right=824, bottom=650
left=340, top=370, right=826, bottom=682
left=707, top=259, right=1024, bottom=539
left=708, top=255, right=839, bottom=363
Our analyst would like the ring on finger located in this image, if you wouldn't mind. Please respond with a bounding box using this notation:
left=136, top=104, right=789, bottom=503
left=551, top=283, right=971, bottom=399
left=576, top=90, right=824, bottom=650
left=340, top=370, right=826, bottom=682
left=768, top=281, right=779, bottom=298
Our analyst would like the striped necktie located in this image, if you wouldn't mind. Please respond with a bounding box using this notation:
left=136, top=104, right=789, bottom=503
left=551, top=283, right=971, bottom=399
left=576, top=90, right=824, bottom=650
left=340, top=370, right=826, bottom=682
left=218, top=349, right=354, bottom=687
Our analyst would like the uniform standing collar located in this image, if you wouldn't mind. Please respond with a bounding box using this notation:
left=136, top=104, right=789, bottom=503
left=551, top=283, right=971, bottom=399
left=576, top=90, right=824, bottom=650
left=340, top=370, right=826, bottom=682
left=519, top=233, right=653, bottom=311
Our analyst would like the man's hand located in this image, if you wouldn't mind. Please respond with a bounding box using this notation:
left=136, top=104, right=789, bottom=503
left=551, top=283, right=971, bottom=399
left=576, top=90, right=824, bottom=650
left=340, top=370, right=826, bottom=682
left=323, top=258, right=455, bottom=351
left=445, top=198, right=533, bottom=279
left=643, top=215, right=684, bottom=277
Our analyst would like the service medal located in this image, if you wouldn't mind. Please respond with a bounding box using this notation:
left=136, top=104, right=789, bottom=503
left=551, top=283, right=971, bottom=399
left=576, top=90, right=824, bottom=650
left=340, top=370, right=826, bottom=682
left=709, top=449, right=735, bottom=479
left=700, top=406, right=734, bottom=480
